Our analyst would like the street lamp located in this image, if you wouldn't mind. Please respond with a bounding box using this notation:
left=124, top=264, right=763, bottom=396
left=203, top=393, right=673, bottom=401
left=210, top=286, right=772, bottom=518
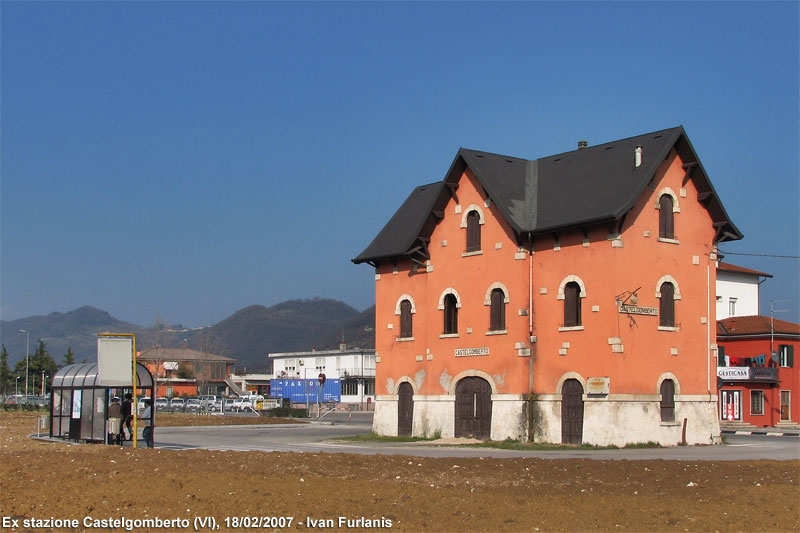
left=19, top=330, right=29, bottom=398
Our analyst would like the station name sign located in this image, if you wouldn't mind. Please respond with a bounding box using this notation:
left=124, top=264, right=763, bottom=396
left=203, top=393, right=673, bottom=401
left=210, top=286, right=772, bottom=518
left=455, top=347, right=490, bottom=357
left=586, top=377, right=610, bottom=395
left=619, top=305, right=658, bottom=316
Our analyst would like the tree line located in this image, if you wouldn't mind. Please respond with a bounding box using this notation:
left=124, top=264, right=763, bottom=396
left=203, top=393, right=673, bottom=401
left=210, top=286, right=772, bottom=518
left=0, top=340, right=82, bottom=397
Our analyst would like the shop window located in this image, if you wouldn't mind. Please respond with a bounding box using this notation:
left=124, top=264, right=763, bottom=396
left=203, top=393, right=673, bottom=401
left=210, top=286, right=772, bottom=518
left=341, top=380, right=358, bottom=396
left=660, top=379, right=675, bottom=422
left=750, top=390, right=764, bottom=415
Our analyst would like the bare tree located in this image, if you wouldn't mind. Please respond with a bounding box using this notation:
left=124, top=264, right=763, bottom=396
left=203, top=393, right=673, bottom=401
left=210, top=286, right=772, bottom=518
left=192, top=328, right=229, bottom=396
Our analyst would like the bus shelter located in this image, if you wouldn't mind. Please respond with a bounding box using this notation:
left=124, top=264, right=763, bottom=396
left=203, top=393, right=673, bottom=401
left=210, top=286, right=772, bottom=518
left=50, top=362, right=154, bottom=445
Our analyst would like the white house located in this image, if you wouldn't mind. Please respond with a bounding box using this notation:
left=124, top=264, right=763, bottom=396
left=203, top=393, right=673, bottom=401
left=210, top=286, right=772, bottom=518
left=716, top=262, right=772, bottom=319
left=269, top=344, right=376, bottom=410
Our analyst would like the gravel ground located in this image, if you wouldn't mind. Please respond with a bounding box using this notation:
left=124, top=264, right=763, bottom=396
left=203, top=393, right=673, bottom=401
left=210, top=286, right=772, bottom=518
left=1, top=412, right=798, bottom=532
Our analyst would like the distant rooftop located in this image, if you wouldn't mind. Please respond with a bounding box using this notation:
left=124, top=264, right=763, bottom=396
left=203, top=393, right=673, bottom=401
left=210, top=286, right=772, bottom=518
left=717, top=262, right=772, bottom=278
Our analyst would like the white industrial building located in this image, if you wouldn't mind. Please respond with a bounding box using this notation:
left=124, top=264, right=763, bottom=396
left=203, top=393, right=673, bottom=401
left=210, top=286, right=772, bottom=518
left=269, top=345, right=376, bottom=410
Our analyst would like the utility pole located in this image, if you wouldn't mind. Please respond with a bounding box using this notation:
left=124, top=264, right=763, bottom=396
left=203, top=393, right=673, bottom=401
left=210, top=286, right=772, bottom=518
left=19, top=330, right=29, bottom=398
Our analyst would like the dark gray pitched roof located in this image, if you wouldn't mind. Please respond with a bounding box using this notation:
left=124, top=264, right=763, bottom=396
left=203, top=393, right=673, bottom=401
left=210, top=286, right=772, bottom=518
left=353, top=126, right=742, bottom=265
left=353, top=181, right=445, bottom=264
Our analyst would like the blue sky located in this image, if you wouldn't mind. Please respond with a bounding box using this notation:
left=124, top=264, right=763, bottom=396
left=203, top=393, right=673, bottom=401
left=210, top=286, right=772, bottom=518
left=1, top=1, right=798, bottom=328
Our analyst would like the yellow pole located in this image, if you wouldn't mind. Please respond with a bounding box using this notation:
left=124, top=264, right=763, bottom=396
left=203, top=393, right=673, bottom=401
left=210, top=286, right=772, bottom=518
left=132, top=335, right=138, bottom=449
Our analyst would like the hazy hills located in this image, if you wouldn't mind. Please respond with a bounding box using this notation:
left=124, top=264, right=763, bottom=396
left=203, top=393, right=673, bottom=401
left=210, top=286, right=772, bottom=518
left=0, top=299, right=375, bottom=372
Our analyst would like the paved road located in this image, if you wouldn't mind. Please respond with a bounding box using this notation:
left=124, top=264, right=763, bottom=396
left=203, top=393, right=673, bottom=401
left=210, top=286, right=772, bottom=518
left=153, top=417, right=800, bottom=461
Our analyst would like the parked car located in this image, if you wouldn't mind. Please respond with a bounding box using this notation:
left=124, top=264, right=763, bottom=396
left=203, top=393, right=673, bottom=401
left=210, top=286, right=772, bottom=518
left=222, top=398, right=237, bottom=412
left=185, top=398, right=202, bottom=412
left=154, top=397, right=169, bottom=411
left=198, top=394, right=221, bottom=410
left=170, top=398, right=186, bottom=411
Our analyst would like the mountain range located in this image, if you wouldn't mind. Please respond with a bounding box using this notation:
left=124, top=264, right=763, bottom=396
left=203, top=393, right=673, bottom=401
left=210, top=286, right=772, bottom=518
left=0, top=299, right=375, bottom=373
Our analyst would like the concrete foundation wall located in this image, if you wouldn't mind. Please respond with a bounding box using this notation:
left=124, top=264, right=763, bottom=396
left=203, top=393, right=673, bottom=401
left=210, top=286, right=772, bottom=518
left=373, top=394, right=721, bottom=445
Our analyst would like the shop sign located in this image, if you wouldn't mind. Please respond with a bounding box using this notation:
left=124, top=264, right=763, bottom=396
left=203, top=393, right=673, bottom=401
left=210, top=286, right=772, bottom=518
left=619, top=305, right=658, bottom=316
left=717, top=367, right=778, bottom=381
left=717, top=367, right=749, bottom=380
left=455, top=347, right=490, bottom=357
left=586, top=377, right=610, bottom=395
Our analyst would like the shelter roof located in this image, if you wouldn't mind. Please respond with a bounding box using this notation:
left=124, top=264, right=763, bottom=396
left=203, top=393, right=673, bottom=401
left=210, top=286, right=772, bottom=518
left=52, top=362, right=154, bottom=389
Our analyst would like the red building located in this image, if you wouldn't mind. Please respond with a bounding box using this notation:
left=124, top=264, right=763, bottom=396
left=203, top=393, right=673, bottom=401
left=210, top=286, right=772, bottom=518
left=138, top=348, right=236, bottom=398
left=717, top=316, right=799, bottom=427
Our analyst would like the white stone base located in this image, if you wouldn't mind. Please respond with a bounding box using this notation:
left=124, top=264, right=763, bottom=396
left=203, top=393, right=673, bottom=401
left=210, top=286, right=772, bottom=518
left=373, top=393, right=721, bottom=446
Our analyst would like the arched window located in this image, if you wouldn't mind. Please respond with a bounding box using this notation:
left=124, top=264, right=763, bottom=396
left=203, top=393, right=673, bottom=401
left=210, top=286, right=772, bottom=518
left=444, top=293, right=458, bottom=334
left=489, top=288, right=505, bottom=331
left=660, top=379, right=675, bottom=422
left=399, top=299, right=413, bottom=338
left=659, top=282, right=675, bottom=327
left=659, top=194, right=674, bottom=239
left=564, top=281, right=582, bottom=327
left=466, top=210, right=481, bottom=252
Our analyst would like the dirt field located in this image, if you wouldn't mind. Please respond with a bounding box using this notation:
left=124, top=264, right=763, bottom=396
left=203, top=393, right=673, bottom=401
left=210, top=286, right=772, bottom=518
left=1, top=412, right=798, bottom=532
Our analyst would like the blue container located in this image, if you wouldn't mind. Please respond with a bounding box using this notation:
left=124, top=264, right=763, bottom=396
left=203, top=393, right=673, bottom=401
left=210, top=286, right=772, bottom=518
left=270, top=379, right=341, bottom=403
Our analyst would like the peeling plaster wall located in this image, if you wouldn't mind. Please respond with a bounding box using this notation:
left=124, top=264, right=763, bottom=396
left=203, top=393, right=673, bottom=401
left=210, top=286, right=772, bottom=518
left=532, top=395, right=720, bottom=446
left=372, top=397, right=398, bottom=436
left=372, top=395, right=720, bottom=445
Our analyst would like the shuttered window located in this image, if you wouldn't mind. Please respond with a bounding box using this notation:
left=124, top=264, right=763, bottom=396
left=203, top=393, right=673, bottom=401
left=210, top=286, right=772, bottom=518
left=466, top=211, right=481, bottom=252
left=660, top=379, right=675, bottom=422
left=564, top=282, right=581, bottom=327
left=444, top=294, right=458, bottom=334
left=490, top=288, right=505, bottom=331
left=751, top=390, right=764, bottom=415
left=779, top=345, right=794, bottom=368
left=717, top=344, right=726, bottom=366
left=399, top=299, right=413, bottom=338
left=659, top=282, right=675, bottom=327
left=659, top=194, right=674, bottom=239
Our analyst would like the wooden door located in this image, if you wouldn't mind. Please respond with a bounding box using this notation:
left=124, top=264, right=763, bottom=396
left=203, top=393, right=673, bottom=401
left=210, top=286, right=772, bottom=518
left=561, top=379, right=584, bottom=444
left=397, top=382, right=413, bottom=437
left=780, top=391, right=791, bottom=421
left=455, top=377, right=492, bottom=439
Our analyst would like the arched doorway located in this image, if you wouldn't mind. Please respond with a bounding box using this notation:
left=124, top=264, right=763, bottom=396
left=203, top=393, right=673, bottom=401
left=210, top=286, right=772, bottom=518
left=397, top=382, right=414, bottom=437
left=561, top=378, right=584, bottom=444
left=455, top=377, right=492, bottom=439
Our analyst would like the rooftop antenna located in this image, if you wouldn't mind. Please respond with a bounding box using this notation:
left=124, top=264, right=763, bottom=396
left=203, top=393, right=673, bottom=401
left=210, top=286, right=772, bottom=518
left=770, top=299, right=789, bottom=362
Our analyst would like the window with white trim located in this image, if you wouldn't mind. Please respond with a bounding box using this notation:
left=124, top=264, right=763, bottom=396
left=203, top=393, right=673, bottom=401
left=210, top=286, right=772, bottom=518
left=466, top=210, right=481, bottom=252
left=750, top=390, right=764, bottom=415
left=444, top=293, right=458, bottom=334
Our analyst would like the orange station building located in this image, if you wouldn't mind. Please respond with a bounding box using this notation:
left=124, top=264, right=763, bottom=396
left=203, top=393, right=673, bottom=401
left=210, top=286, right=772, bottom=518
left=354, top=126, right=743, bottom=445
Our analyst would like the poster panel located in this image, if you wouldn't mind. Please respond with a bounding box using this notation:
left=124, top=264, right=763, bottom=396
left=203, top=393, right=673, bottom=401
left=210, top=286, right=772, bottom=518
left=98, top=337, right=133, bottom=386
